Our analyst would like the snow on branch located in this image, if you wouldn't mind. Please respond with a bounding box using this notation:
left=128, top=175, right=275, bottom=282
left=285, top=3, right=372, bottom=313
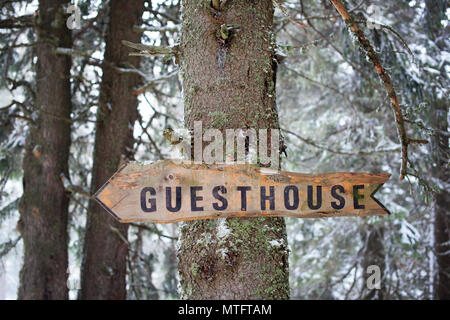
left=121, top=40, right=176, bottom=57
left=273, top=0, right=307, bottom=28
left=133, top=25, right=180, bottom=33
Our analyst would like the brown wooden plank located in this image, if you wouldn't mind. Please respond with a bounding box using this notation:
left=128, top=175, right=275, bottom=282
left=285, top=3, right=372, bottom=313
left=94, top=159, right=390, bottom=223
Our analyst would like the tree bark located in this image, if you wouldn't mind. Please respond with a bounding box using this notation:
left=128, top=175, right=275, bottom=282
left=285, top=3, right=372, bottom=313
left=18, top=0, right=72, bottom=300
left=177, top=0, right=289, bottom=299
left=432, top=99, right=450, bottom=299
left=424, top=0, right=450, bottom=300
left=163, top=225, right=179, bottom=298
left=360, top=223, right=386, bottom=300
left=79, top=0, right=145, bottom=300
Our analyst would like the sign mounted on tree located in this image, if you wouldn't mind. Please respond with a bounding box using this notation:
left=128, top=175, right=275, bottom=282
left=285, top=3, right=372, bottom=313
left=94, top=160, right=390, bottom=224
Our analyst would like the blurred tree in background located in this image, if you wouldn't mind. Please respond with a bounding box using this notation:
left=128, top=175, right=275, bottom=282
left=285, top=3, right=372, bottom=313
left=0, top=0, right=448, bottom=300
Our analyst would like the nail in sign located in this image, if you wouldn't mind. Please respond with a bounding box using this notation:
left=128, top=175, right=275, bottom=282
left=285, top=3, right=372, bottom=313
left=94, top=160, right=390, bottom=224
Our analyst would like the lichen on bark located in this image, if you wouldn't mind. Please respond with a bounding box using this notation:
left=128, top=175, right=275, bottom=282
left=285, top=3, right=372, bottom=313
left=177, top=0, right=289, bottom=299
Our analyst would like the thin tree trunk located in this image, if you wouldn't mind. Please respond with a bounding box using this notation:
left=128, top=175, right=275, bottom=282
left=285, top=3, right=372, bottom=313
left=177, top=0, right=289, bottom=299
left=424, top=0, right=450, bottom=300
left=163, top=225, right=179, bottom=299
left=360, top=223, right=386, bottom=300
left=128, top=229, right=159, bottom=300
left=18, top=0, right=72, bottom=300
left=79, top=0, right=145, bottom=300
left=433, top=106, right=450, bottom=299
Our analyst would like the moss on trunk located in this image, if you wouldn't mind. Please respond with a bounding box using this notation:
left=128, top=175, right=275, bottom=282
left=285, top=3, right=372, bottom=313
left=177, top=0, right=289, bottom=299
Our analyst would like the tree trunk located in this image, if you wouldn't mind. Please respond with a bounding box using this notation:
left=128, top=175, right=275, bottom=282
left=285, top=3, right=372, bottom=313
left=177, top=0, right=289, bottom=299
left=432, top=100, right=450, bottom=299
left=163, top=225, right=179, bottom=298
left=18, top=0, right=72, bottom=300
left=127, top=229, right=159, bottom=300
left=79, top=0, right=145, bottom=300
left=360, top=223, right=386, bottom=300
left=424, top=0, right=450, bottom=300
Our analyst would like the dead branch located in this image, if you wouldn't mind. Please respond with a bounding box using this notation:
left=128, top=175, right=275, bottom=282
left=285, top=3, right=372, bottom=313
left=6, top=78, right=36, bottom=100
left=60, top=174, right=94, bottom=200
left=55, top=47, right=95, bottom=57
left=121, top=40, right=174, bottom=56
left=273, top=0, right=308, bottom=28
left=355, top=20, right=415, bottom=63
left=283, top=128, right=400, bottom=156
left=0, top=236, right=22, bottom=259
left=328, top=0, right=427, bottom=180
left=0, top=14, right=34, bottom=29
left=129, top=223, right=178, bottom=240
left=133, top=25, right=180, bottom=33
left=133, top=69, right=179, bottom=96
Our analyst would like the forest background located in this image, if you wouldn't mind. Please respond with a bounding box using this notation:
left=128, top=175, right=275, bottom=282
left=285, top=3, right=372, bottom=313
left=0, top=0, right=448, bottom=300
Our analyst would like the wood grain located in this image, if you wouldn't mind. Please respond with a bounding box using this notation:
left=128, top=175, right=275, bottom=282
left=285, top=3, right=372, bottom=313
left=94, top=160, right=390, bottom=223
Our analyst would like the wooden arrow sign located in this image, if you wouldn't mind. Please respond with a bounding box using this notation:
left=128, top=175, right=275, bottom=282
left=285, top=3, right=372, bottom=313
left=94, top=160, right=390, bottom=224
